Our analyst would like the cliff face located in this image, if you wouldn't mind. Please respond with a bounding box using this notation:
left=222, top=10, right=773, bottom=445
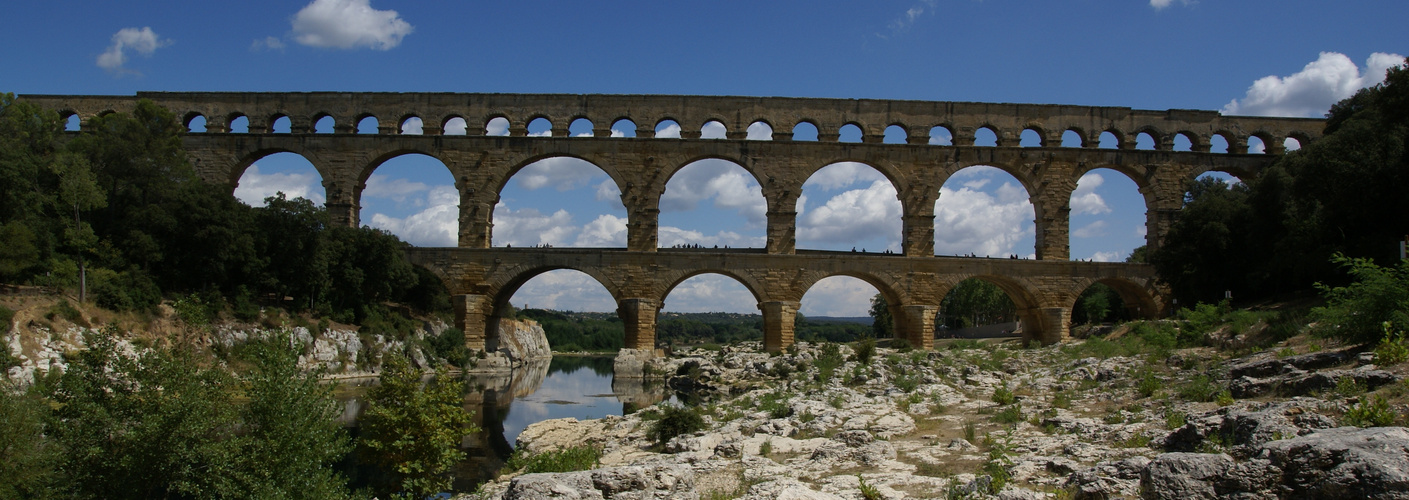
left=495, top=317, right=553, bottom=364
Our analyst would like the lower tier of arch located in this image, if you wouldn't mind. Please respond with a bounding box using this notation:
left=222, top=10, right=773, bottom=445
left=407, top=248, right=1168, bottom=354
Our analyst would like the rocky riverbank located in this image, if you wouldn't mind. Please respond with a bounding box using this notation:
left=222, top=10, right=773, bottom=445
left=470, top=336, right=1409, bottom=499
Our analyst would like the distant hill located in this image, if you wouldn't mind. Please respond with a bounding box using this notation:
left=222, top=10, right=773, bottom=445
left=807, top=316, right=872, bottom=325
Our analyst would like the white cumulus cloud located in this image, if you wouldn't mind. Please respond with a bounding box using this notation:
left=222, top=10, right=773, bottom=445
left=367, top=185, right=458, bottom=247
left=575, top=214, right=628, bottom=247
left=251, top=36, right=285, bottom=51
left=662, top=275, right=760, bottom=314
left=800, top=277, right=881, bottom=317
left=1070, top=172, right=1111, bottom=215
left=291, top=0, right=413, bottom=50
left=491, top=204, right=578, bottom=247
left=362, top=174, right=428, bottom=202
left=1223, top=52, right=1406, bottom=117
left=1091, top=251, right=1123, bottom=263
left=509, top=270, right=617, bottom=312
left=934, top=181, right=1034, bottom=257
left=97, top=27, right=169, bottom=74
left=1149, top=0, right=1192, bottom=10
left=797, top=180, right=902, bottom=247
left=234, top=164, right=325, bottom=206
left=1072, top=220, right=1108, bottom=239
left=661, top=161, right=766, bottom=228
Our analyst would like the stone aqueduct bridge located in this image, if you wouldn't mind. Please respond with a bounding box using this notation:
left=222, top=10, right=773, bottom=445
left=25, top=92, right=1323, bottom=351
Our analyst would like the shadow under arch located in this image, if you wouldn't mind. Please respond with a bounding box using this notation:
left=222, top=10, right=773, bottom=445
left=1071, top=277, right=1160, bottom=323
left=937, top=274, right=1050, bottom=344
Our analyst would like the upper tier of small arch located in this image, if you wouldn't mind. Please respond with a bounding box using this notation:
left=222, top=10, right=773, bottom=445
left=23, top=91, right=1324, bottom=154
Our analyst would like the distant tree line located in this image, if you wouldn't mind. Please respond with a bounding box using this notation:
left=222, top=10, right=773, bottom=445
left=0, top=95, right=449, bottom=326
left=515, top=308, right=870, bottom=351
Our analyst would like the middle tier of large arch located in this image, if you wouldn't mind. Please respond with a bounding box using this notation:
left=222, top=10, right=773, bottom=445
left=187, top=133, right=1278, bottom=214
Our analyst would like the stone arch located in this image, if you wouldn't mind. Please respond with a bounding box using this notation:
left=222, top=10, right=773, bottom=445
left=185, top=113, right=207, bottom=133
left=1248, top=131, right=1275, bottom=154
left=526, top=116, right=553, bottom=136
left=974, top=125, right=1000, bottom=146
left=655, top=118, right=682, bottom=138
left=442, top=116, right=468, bottom=135
left=929, top=125, right=954, bottom=145
left=700, top=119, right=727, bottom=139
left=934, top=164, right=1037, bottom=258
left=495, top=153, right=629, bottom=201
left=1099, top=129, right=1123, bottom=149
left=1061, top=128, right=1088, bottom=147
left=658, top=156, right=767, bottom=249
left=359, top=151, right=459, bottom=247
left=61, top=111, right=82, bottom=132
left=793, top=120, right=820, bottom=141
left=487, top=266, right=621, bottom=345
left=659, top=269, right=766, bottom=306
left=1068, top=166, right=1150, bottom=263
left=271, top=114, right=292, bottom=133
left=227, top=113, right=249, bottom=133
left=399, top=114, right=423, bottom=135
left=569, top=117, right=594, bottom=137
left=883, top=124, right=908, bottom=144
left=1132, top=127, right=1163, bottom=150
left=1021, top=125, right=1048, bottom=147
left=230, top=148, right=330, bottom=187
left=796, top=160, right=905, bottom=252
left=1069, top=277, right=1160, bottom=322
left=313, top=113, right=336, bottom=133
left=231, top=150, right=328, bottom=208
left=747, top=120, right=773, bottom=140
left=838, top=123, right=864, bottom=143
left=485, top=115, right=511, bottom=136
left=937, top=274, right=1046, bottom=342
left=800, top=271, right=904, bottom=309
left=1172, top=131, right=1201, bottom=152
left=1210, top=131, right=1236, bottom=153
left=356, top=115, right=379, bottom=134
left=1284, top=131, right=1311, bottom=150
left=611, top=118, right=638, bottom=138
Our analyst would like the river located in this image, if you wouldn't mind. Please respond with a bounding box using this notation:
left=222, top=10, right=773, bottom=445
left=331, top=355, right=669, bottom=491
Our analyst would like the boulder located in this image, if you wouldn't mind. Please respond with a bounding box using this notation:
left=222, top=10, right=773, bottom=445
left=495, top=318, right=553, bottom=365
left=503, top=464, right=697, bottom=500
left=1139, top=453, right=1279, bottom=499
left=1260, top=426, right=1409, bottom=499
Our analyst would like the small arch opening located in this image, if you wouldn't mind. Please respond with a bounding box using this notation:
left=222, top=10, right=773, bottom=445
left=838, top=123, right=863, bottom=143
left=1135, top=132, right=1156, bottom=150
left=883, top=125, right=908, bottom=144
left=234, top=152, right=326, bottom=207
left=400, top=117, right=423, bottom=135
left=271, top=115, right=292, bottom=134
left=186, top=114, right=207, bottom=133
left=655, top=119, right=682, bottom=138
left=1173, top=133, right=1194, bottom=152
left=1283, top=137, right=1302, bottom=151
left=974, top=127, right=999, bottom=147
left=569, top=118, right=594, bottom=137
left=357, top=116, right=379, bottom=134
left=611, top=119, right=637, bottom=138
left=486, top=117, right=510, bottom=136
left=1061, top=130, right=1084, bottom=148
left=1210, top=134, right=1230, bottom=153
left=1020, top=129, right=1043, bottom=147
left=929, top=126, right=953, bottom=146
left=1098, top=131, right=1120, bottom=149
left=746, top=121, right=772, bottom=140
left=443, top=117, right=468, bottom=135
left=64, top=114, right=82, bottom=132
left=527, top=117, right=553, bottom=136
left=228, top=115, right=249, bottom=133
left=314, top=115, right=335, bottom=134
left=793, top=121, right=819, bottom=141
left=1247, top=136, right=1267, bottom=154
left=701, top=120, right=727, bottom=139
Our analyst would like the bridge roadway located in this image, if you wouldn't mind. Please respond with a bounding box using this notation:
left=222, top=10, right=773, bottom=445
left=406, top=246, right=1161, bottom=351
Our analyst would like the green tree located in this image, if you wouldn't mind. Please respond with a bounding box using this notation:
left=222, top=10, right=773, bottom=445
left=47, top=327, right=241, bottom=499
left=1311, top=254, right=1409, bottom=344
left=940, top=279, right=1015, bottom=329
left=359, top=354, right=476, bottom=498
left=0, top=383, right=62, bottom=498
left=229, top=332, right=355, bottom=499
left=868, top=293, right=893, bottom=338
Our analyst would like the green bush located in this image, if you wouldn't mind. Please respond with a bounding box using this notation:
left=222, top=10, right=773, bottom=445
left=45, top=300, right=86, bottom=326
left=1373, top=323, right=1409, bottom=365
left=1343, top=396, right=1399, bottom=427
left=759, top=392, right=793, bottom=419
left=992, top=404, right=1024, bottom=424
left=91, top=269, right=162, bottom=312
left=1311, top=254, right=1409, bottom=344
left=1178, top=375, right=1220, bottom=402
left=505, top=445, right=602, bottom=474
left=1137, top=371, right=1161, bottom=398
left=992, top=384, right=1015, bottom=405
left=852, top=336, right=876, bottom=365
left=428, top=327, right=469, bottom=367
left=0, top=305, right=15, bottom=329
left=648, top=405, right=705, bottom=447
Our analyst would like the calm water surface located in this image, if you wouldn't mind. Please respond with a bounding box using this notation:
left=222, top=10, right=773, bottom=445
left=333, top=356, right=668, bottom=491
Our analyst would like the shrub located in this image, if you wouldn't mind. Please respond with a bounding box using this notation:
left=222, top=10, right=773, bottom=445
left=505, top=445, right=602, bottom=474
left=649, top=405, right=705, bottom=447
left=91, top=269, right=161, bottom=312
left=759, top=392, right=793, bottom=419
left=992, top=404, right=1024, bottom=424
left=0, top=305, right=15, bottom=329
left=1311, top=254, right=1409, bottom=344
left=992, top=384, right=1015, bottom=405
left=1373, top=322, right=1409, bottom=365
left=1051, top=391, right=1072, bottom=409
left=45, top=300, right=86, bottom=326
left=891, top=338, right=913, bottom=352
left=428, top=326, right=469, bottom=367
left=1343, top=396, right=1399, bottom=427
left=1165, top=410, right=1187, bottom=430
left=858, top=474, right=881, bottom=500
left=1178, top=375, right=1220, bottom=402
left=1137, top=371, right=1161, bottom=398
left=962, top=420, right=977, bottom=443
left=852, top=336, right=876, bottom=365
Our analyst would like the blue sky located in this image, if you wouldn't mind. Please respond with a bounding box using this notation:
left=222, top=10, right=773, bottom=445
left=7, top=0, right=1405, bottom=316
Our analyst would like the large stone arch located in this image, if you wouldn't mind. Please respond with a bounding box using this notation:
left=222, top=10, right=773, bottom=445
left=658, top=269, right=767, bottom=306
left=483, top=265, right=620, bottom=351
left=1065, top=276, right=1162, bottom=321
left=936, top=273, right=1057, bottom=344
